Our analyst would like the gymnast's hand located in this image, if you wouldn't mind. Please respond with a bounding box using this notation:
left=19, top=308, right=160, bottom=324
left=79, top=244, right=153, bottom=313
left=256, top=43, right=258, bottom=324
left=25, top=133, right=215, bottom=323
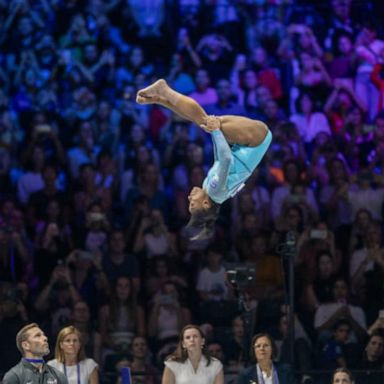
left=200, top=115, right=221, bottom=132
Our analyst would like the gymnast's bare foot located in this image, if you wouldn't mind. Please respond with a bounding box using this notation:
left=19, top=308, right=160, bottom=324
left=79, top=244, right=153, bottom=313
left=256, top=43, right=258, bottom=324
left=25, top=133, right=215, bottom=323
left=136, top=79, right=168, bottom=104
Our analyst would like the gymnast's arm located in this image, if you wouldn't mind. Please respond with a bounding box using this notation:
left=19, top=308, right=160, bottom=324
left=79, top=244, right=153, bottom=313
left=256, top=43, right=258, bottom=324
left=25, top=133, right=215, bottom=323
left=207, top=129, right=232, bottom=200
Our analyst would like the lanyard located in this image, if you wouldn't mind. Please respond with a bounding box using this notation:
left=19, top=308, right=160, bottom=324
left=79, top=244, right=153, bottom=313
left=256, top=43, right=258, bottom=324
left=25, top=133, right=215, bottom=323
left=63, top=363, right=81, bottom=384
left=24, top=358, right=45, bottom=364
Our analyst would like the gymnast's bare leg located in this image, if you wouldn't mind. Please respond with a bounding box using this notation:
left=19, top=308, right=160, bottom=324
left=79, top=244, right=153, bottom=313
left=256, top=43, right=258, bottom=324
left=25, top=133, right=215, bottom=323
left=136, top=79, right=269, bottom=146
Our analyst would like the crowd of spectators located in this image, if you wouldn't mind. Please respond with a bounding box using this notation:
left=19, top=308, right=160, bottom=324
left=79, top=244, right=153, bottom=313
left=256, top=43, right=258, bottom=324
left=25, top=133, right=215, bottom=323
left=1, top=0, right=384, bottom=383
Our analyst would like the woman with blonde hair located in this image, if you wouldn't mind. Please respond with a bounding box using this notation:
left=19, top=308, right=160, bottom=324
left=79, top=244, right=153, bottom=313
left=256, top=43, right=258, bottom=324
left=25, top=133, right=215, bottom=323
left=48, top=325, right=99, bottom=384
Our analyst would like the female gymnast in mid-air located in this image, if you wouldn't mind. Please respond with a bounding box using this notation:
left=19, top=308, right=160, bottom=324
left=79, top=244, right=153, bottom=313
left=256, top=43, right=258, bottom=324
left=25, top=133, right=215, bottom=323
left=136, top=79, right=272, bottom=239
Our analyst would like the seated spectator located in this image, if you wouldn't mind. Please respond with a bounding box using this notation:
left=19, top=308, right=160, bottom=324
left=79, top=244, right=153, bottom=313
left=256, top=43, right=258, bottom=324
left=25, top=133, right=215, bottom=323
left=48, top=325, right=99, bottom=384
left=147, top=280, right=191, bottom=357
left=129, top=336, right=159, bottom=384
left=222, top=316, right=247, bottom=372
left=196, top=244, right=229, bottom=302
left=318, top=319, right=357, bottom=369
left=274, top=308, right=313, bottom=383
left=99, top=276, right=145, bottom=356
left=357, top=330, right=384, bottom=370
left=237, top=333, right=296, bottom=384
left=207, top=341, right=226, bottom=364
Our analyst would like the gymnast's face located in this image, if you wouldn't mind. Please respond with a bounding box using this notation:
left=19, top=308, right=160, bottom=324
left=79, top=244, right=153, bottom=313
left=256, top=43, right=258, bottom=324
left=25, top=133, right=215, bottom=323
left=188, top=187, right=210, bottom=214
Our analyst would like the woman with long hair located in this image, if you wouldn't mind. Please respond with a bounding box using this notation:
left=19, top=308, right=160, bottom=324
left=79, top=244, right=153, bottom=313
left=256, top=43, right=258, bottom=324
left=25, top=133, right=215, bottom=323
left=137, top=79, right=271, bottom=240
left=48, top=325, right=99, bottom=384
left=161, top=324, right=223, bottom=384
left=98, top=276, right=145, bottom=353
left=238, top=333, right=295, bottom=384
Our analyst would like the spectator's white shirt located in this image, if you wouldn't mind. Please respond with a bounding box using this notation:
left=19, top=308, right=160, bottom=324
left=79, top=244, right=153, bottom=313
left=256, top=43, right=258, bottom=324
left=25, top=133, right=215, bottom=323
left=48, top=358, right=98, bottom=384
left=165, top=356, right=222, bottom=384
left=314, top=302, right=366, bottom=330
left=348, top=188, right=384, bottom=221
left=290, top=112, right=331, bottom=143
left=196, top=265, right=228, bottom=301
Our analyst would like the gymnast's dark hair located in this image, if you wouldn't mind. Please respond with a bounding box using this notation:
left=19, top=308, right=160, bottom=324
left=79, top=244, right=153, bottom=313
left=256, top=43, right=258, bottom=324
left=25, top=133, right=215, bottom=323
left=186, top=200, right=220, bottom=241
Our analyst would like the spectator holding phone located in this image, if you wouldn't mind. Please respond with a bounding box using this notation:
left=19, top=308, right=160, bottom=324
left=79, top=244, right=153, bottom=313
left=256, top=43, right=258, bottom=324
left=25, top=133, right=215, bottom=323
left=314, top=278, right=367, bottom=345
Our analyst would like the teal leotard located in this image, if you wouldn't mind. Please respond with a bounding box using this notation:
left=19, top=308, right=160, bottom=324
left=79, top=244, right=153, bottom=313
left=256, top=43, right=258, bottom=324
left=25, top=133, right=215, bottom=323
left=202, top=129, right=272, bottom=204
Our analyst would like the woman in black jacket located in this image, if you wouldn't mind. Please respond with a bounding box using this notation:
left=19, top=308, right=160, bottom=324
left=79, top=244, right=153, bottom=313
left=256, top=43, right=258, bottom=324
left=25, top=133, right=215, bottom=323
left=237, top=333, right=296, bottom=384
